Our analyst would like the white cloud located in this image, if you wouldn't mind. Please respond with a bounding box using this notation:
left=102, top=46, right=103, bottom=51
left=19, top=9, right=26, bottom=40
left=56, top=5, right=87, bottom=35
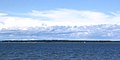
left=0, top=13, right=8, bottom=16
left=29, top=9, right=120, bottom=26
left=0, top=14, right=46, bottom=29
left=0, top=9, right=120, bottom=29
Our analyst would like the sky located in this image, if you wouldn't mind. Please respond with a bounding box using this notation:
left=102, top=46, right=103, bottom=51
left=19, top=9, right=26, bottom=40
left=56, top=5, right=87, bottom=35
left=0, top=0, right=120, bottom=12
left=0, top=0, right=120, bottom=29
left=0, top=0, right=120, bottom=40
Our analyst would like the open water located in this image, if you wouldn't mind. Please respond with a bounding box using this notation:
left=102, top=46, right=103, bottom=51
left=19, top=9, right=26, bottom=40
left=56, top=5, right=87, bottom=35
left=0, top=42, right=120, bottom=60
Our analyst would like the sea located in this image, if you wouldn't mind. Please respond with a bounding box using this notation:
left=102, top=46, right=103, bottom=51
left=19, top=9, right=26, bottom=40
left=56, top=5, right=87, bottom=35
left=0, top=42, right=120, bottom=60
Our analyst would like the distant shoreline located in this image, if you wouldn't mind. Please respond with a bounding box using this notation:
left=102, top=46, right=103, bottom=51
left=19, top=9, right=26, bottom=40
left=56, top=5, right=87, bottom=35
left=1, top=40, right=120, bottom=43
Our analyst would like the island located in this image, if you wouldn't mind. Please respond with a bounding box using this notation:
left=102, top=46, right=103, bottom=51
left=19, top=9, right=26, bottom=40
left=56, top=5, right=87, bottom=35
left=0, top=40, right=120, bottom=44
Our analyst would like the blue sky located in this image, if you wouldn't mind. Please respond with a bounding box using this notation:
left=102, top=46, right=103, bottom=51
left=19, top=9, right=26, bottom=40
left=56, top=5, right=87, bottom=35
left=0, top=0, right=120, bottom=13
left=0, top=0, right=120, bottom=40
left=0, top=0, right=120, bottom=28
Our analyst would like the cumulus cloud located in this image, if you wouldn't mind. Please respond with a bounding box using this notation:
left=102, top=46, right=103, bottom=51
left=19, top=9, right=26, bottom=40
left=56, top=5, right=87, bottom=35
left=0, top=8, right=120, bottom=29
left=0, top=14, right=46, bottom=29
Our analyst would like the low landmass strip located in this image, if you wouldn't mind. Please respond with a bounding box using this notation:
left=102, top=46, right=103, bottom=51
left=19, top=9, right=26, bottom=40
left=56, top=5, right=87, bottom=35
left=0, top=40, right=120, bottom=44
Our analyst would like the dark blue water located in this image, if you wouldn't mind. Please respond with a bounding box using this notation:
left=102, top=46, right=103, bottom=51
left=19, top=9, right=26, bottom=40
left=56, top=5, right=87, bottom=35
left=0, top=42, right=120, bottom=60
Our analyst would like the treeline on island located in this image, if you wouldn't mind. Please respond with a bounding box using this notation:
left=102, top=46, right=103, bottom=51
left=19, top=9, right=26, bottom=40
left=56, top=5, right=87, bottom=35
left=0, top=40, right=119, bottom=43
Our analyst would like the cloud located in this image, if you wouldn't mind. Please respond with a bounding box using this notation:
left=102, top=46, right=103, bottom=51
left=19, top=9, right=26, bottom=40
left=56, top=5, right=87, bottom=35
left=0, top=14, right=46, bottom=29
left=0, top=9, right=120, bottom=30
left=0, top=13, right=8, bottom=16
left=29, top=9, right=120, bottom=25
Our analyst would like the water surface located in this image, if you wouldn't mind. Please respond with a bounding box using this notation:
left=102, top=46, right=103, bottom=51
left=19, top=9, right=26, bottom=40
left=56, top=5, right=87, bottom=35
left=0, top=42, right=120, bottom=60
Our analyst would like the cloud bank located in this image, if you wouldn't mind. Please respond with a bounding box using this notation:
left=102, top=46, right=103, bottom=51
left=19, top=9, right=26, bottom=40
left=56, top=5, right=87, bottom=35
left=0, top=8, right=120, bottom=29
left=0, top=9, right=120, bottom=40
left=0, top=24, right=120, bottom=40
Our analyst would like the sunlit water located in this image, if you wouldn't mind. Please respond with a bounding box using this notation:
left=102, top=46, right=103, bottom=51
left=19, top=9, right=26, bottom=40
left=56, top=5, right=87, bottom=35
left=0, top=42, right=120, bottom=60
